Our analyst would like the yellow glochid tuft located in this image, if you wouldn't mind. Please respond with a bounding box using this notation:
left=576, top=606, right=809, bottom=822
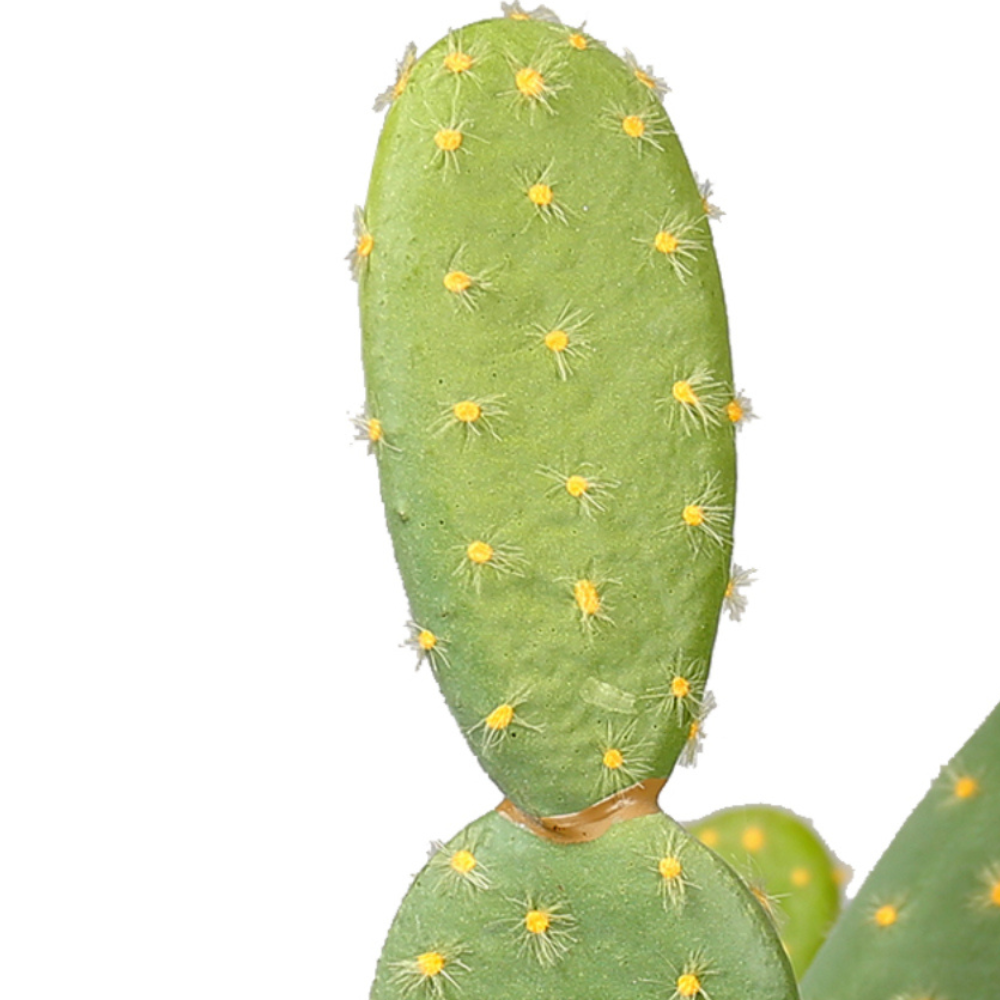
left=974, top=862, right=1000, bottom=910
left=660, top=368, right=729, bottom=433
left=434, top=394, right=507, bottom=441
left=672, top=473, right=733, bottom=553
left=449, top=850, right=477, bottom=874
left=486, top=703, right=515, bottom=730
left=648, top=831, right=693, bottom=909
left=742, top=826, right=766, bottom=853
left=624, top=49, right=670, bottom=98
left=444, top=51, right=474, bottom=74
left=435, top=128, right=464, bottom=152
left=642, top=654, right=709, bottom=727
left=575, top=579, right=602, bottom=618
left=516, top=67, right=546, bottom=97
left=723, top=564, right=756, bottom=622
left=443, top=269, right=472, bottom=293
left=428, top=839, right=491, bottom=894
left=453, top=531, right=524, bottom=592
left=389, top=943, right=469, bottom=995
left=597, top=720, right=651, bottom=796
left=466, top=686, right=540, bottom=752
left=545, top=329, right=569, bottom=352
left=680, top=691, right=717, bottom=767
left=672, top=954, right=712, bottom=1000
left=622, top=114, right=646, bottom=138
left=683, top=504, right=705, bottom=527
left=416, top=951, right=446, bottom=978
left=373, top=42, right=417, bottom=112
left=351, top=407, right=399, bottom=456
left=520, top=164, right=567, bottom=223
left=677, top=973, right=701, bottom=998
left=347, top=206, right=375, bottom=281
left=528, top=182, right=554, bottom=206
left=656, top=230, right=681, bottom=255
left=405, top=621, right=450, bottom=674
left=539, top=464, right=618, bottom=517
left=467, top=540, right=494, bottom=564
left=606, top=103, right=672, bottom=154
left=639, top=211, right=707, bottom=280
left=659, top=856, right=683, bottom=880
left=698, top=828, right=719, bottom=848
left=672, top=379, right=698, bottom=405
left=528, top=304, right=592, bottom=378
left=505, top=895, right=577, bottom=966
left=791, top=867, right=812, bottom=888
left=954, top=775, right=980, bottom=799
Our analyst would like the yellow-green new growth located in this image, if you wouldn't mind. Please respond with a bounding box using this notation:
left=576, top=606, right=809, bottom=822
left=688, top=804, right=848, bottom=977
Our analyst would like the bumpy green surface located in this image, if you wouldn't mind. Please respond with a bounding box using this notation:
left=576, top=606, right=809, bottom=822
left=359, top=15, right=737, bottom=816
left=371, top=809, right=797, bottom=1000
left=803, top=701, right=1000, bottom=1000
left=687, top=805, right=846, bottom=978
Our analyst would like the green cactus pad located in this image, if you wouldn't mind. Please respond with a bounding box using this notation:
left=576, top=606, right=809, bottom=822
left=370, top=808, right=797, bottom=1000
left=802, top=701, right=1000, bottom=1000
left=686, top=805, right=847, bottom=977
left=357, top=14, right=740, bottom=817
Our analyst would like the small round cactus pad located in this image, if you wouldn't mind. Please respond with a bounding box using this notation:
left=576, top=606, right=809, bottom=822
left=687, top=805, right=847, bottom=977
left=357, top=13, right=741, bottom=817
left=802, top=700, right=1000, bottom=1000
left=371, top=809, right=797, bottom=1000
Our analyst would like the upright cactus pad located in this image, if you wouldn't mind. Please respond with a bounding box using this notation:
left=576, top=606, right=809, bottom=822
left=687, top=805, right=847, bottom=977
left=371, top=809, right=797, bottom=1000
left=357, top=12, right=742, bottom=818
left=802, top=701, right=1000, bottom=1000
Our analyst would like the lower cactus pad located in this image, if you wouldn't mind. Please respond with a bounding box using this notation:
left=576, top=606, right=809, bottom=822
left=371, top=808, right=797, bottom=999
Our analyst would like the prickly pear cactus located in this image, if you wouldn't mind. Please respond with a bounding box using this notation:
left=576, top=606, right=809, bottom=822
left=355, top=7, right=747, bottom=819
left=802, top=701, right=1000, bottom=1000
left=372, top=809, right=797, bottom=1000
left=350, top=7, right=794, bottom=1000
left=688, top=805, right=848, bottom=977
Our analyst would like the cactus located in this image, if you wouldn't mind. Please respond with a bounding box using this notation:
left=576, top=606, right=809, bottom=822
left=802, top=701, right=1000, bottom=1000
left=356, top=7, right=743, bottom=822
left=687, top=805, right=848, bottom=978
left=371, top=809, right=797, bottom=1000
left=349, top=6, right=803, bottom=999
left=349, top=9, right=1000, bottom=1000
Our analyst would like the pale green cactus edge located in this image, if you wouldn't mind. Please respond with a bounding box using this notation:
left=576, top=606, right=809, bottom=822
left=371, top=809, right=797, bottom=1000
left=802, top=700, right=1000, bottom=1000
left=353, top=7, right=752, bottom=818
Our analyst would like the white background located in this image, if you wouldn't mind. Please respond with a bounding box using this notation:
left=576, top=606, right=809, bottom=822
left=2, top=1, right=999, bottom=996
